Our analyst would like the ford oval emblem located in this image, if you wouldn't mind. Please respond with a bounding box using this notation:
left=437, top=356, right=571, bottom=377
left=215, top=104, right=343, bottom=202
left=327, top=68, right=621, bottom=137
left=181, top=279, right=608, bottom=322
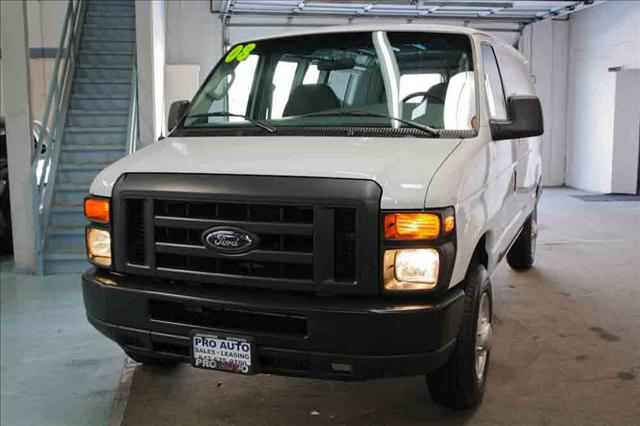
left=202, top=227, right=259, bottom=254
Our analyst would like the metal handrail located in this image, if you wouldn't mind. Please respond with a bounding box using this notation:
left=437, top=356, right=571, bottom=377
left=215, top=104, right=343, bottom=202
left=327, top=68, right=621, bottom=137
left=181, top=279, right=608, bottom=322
left=32, top=0, right=86, bottom=273
left=125, top=65, right=138, bottom=155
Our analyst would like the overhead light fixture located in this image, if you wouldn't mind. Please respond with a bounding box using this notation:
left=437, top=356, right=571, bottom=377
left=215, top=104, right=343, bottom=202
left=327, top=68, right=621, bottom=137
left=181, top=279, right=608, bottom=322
left=421, top=1, right=513, bottom=8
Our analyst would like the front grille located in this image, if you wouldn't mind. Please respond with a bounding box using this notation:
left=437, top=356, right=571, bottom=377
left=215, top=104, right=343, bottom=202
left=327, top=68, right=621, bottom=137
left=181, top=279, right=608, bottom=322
left=111, top=174, right=381, bottom=294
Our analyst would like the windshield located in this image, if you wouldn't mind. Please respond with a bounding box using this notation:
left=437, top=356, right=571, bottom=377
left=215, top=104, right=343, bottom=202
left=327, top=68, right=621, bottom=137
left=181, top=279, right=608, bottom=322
left=182, top=31, right=476, bottom=135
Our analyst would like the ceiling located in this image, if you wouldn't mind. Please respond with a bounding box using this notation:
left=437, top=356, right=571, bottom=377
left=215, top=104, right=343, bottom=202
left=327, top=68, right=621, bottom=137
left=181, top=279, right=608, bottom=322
left=215, top=0, right=600, bottom=25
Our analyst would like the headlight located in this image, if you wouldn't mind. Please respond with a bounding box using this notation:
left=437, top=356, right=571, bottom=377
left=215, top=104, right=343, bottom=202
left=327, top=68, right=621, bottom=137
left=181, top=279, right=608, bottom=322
left=86, top=227, right=112, bottom=267
left=384, top=249, right=439, bottom=291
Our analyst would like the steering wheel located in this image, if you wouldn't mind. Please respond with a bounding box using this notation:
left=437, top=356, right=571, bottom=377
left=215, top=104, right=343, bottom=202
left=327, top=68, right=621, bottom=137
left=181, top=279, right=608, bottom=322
left=401, top=91, right=445, bottom=104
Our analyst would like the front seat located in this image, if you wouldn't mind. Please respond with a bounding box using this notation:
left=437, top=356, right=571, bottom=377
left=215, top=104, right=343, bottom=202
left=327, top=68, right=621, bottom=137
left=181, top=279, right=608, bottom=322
left=444, top=71, right=476, bottom=130
left=425, top=82, right=448, bottom=104
left=282, top=84, right=341, bottom=117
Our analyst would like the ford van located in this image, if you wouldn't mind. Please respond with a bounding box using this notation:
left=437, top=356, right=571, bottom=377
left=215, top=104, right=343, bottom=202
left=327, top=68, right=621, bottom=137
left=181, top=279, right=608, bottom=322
left=82, top=24, right=543, bottom=408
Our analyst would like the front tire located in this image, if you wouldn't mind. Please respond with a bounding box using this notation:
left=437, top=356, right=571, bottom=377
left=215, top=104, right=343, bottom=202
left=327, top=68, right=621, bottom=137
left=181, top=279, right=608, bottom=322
left=507, top=206, right=538, bottom=271
left=426, top=263, right=492, bottom=409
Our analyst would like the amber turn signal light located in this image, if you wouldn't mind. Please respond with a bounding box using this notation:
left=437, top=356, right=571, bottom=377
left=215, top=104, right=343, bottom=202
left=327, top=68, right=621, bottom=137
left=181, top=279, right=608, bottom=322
left=84, top=197, right=110, bottom=223
left=444, top=214, right=455, bottom=233
left=384, top=213, right=440, bottom=240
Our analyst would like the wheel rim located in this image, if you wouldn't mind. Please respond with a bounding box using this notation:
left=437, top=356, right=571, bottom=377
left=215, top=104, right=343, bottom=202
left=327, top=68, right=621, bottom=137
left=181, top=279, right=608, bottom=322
left=475, top=292, right=492, bottom=382
left=531, top=209, right=538, bottom=256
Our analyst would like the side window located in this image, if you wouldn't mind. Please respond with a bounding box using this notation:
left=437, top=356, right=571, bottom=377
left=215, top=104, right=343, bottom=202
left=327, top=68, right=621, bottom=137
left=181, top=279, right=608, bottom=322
left=481, top=44, right=508, bottom=120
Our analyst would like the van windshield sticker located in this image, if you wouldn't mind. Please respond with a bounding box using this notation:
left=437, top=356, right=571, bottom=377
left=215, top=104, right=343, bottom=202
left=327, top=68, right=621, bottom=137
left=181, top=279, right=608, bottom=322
left=225, top=43, right=257, bottom=63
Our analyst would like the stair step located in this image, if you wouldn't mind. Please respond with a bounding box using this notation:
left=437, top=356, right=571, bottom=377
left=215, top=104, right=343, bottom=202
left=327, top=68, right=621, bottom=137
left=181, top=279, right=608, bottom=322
left=66, top=126, right=126, bottom=133
left=78, top=50, right=133, bottom=56
left=86, top=11, right=135, bottom=18
left=67, top=110, right=128, bottom=127
left=75, top=67, right=133, bottom=81
left=78, top=51, right=133, bottom=66
left=49, top=226, right=85, bottom=236
left=83, top=22, right=134, bottom=31
left=52, top=203, right=83, bottom=213
left=47, top=232, right=85, bottom=251
left=59, top=162, right=112, bottom=171
left=55, top=182, right=90, bottom=191
left=85, top=15, right=134, bottom=27
left=83, top=27, right=134, bottom=41
left=89, top=0, right=135, bottom=4
left=68, top=109, right=129, bottom=115
left=75, top=78, right=131, bottom=84
left=46, top=247, right=85, bottom=256
left=49, top=210, right=87, bottom=228
left=77, top=63, right=133, bottom=70
left=72, top=81, right=131, bottom=96
left=56, top=166, right=102, bottom=183
left=71, top=93, right=129, bottom=99
left=65, top=126, right=126, bottom=145
left=62, top=143, right=125, bottom=151
left=81, top=40, right=135, bottom=53
left=60, top=144, right=125, bottom=164
left=70, top=95, right=130, bottom=111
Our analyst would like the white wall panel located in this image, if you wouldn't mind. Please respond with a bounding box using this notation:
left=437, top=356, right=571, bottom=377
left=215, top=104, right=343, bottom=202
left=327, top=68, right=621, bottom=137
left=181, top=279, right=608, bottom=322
left=611, top=70, right=640, bottom=194
left=565, top=1, right=640, bottom=193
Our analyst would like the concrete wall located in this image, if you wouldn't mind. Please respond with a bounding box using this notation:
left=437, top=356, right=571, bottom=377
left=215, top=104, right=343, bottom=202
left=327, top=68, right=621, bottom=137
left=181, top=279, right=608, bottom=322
left=166, top=0, right=223, bottom=85
left=26, top=0, right=69, bottom=123
left=565, top=1, right=640, bottom=193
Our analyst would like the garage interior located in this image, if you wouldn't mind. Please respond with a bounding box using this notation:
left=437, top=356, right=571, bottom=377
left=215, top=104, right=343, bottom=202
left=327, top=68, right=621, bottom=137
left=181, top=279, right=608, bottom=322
left=0, top=0, right=639, bottom=425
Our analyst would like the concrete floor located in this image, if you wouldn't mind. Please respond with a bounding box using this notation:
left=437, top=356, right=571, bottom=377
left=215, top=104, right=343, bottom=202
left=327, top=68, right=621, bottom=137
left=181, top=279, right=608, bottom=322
left=1, top=188, right=639, bottom=425
left=0, top=262, right=123, bottom=425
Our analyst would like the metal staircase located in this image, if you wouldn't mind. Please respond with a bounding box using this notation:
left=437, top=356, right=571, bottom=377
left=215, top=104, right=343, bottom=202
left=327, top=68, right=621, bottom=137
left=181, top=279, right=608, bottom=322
left=33, top=0, right=137, bottom=274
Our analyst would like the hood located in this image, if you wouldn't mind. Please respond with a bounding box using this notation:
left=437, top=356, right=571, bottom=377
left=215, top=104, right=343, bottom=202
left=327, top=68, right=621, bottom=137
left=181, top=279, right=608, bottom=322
left=90, top=136, right=461, bottom=209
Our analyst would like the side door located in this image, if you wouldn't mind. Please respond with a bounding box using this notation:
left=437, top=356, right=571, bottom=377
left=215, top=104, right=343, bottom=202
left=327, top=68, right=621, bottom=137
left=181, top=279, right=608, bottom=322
left=480, top=42, right=520, bottom=261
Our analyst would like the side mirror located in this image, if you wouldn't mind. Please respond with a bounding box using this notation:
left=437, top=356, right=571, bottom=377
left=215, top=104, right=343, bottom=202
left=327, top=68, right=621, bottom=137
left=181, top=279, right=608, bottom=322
left=168, top=100, right=190, bottom=131
left=490, top=96, right=543, bottom=141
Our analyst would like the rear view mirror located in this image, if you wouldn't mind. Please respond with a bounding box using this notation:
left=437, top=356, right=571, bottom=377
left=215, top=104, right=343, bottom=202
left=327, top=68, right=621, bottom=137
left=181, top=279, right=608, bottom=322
left=168, top=100, right=190, bottom=131
left=490, top=96, right=543, bottom=141
left=317, top=58, right=356, bottom=71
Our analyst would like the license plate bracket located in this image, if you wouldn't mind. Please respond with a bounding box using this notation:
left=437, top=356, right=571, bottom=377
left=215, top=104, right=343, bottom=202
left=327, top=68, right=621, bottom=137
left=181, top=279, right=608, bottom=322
left=191, top=332, right=254, bottom=375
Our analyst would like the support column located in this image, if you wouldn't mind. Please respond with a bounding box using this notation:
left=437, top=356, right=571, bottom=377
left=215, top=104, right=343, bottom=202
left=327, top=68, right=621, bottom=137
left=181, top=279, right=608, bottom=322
left=1, top=0, right=36, bottom=271
left=135, top=0, right=166, bottom=146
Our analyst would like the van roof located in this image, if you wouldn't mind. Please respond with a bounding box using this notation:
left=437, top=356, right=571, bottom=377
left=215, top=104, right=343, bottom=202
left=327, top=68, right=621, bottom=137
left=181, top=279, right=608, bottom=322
left=244, top=23, right=492, bottom=42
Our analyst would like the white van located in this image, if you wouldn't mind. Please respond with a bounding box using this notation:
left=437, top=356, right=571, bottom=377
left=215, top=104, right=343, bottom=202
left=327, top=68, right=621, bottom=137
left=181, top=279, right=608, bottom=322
left=82, top=24, right=543, bottom=408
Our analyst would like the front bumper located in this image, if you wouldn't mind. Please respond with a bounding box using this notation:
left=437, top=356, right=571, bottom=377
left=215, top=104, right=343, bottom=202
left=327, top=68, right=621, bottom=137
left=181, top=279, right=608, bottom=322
left=83, top=269, right=464, bottom=380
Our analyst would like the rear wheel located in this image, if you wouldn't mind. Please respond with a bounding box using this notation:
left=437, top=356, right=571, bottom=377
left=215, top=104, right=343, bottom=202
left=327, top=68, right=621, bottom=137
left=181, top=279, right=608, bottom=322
left=507, top=206, right=537, bottom=270
left=426, top=263, right=492, bottom=409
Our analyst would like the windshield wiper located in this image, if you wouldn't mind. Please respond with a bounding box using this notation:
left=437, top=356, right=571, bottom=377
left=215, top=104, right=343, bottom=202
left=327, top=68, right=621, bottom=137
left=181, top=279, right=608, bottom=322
left=186, top=112, right=277, bottom=133
left=296, top=110, right=441, bottom=136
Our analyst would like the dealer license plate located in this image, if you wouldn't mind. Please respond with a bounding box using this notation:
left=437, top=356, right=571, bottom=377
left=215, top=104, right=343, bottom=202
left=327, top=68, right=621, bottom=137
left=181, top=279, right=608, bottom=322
left=192, top=333, right=253, bottom=374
